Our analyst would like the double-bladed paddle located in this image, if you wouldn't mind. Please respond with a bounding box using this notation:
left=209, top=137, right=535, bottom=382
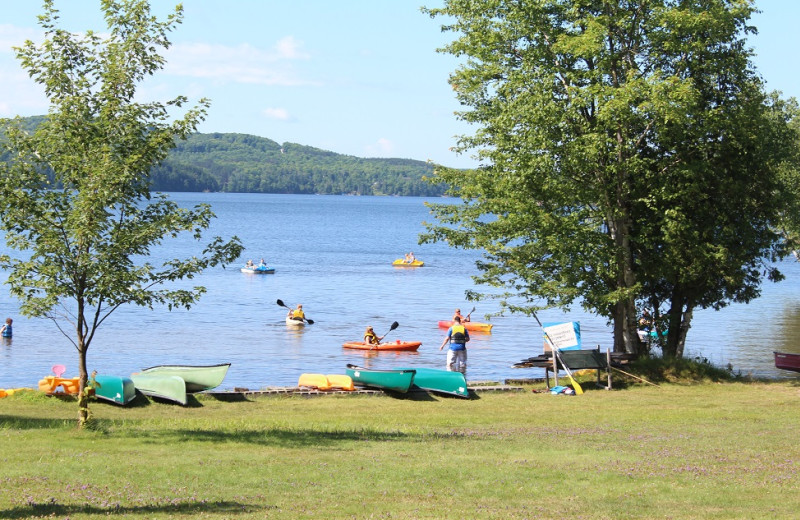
left=382, top=321, right=399, bottom=341
left=276, top=299, right=314, bottom=324
left=465, top=306, right=476, bottom=322
left=532, top=312, right=583, bottom=395
left=370, top=321, right=399, bottom=350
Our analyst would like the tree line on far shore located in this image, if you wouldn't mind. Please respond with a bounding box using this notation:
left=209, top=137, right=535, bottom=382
left=1, top=117, right=447, bottom=197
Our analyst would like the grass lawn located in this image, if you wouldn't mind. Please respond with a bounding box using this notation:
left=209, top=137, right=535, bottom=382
left=1, top=380, right=798, bottom=519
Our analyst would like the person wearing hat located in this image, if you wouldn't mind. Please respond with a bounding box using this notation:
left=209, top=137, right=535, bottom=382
left=363, top=326, right=384, bottom=345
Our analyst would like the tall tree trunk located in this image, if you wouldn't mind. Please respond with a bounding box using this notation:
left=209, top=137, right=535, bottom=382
left=664, top=289, right=693, bottom=358
left=675, top=306, right=693, bottom=358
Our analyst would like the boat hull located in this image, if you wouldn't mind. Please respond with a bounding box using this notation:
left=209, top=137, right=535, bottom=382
left=397, top=367, right=469, bottom=398
left=241, top=266, right=275, bottom=274
left=437, top=320, right=493, bottom=333
left=774, top=351, right=800, bottom=373
left=342, top=340, right=421, bottom=351
left=392, top=259, right=424, bottom=267
left=138, top=363, right=230, bottom=393
left=345, top=364, right=416, bottom=392
left=130, top=373, right=187, bottom=405
left=93, top=375, right=136, bottom=405
left=286, top=317, right=306, bottom=327
left=298, top=374, right=355, bottom=391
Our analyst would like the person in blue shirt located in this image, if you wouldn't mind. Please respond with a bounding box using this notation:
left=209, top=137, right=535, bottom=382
left=1, top=317, right=12, bottom=338
left=439, top=315, right=469, bottom=373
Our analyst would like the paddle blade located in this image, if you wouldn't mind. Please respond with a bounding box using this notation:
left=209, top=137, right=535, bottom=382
left=305, top=318, right=314, bottom=325
left=390, top=321, right=399, bottom=330
left=566, top=373, right=584, bottom=394
left=276, top=299, right=286, bottom=307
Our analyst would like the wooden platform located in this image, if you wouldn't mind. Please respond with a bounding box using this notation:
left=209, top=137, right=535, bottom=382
left=203, top=382, right=524, bottom=400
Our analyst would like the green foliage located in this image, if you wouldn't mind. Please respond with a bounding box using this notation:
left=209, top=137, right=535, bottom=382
left=3, top=122, right=448, bottom=196
left=624, top=356, right=738, bottom=384
left=153, top=133, right=446, bottom=195
left=0, top=0, right=242, bottom=427
left=421, top=0, right=798, bottom=356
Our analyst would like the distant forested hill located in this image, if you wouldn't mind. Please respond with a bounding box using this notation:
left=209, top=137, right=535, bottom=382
left=2, top=119, right=448, bottom=196
left=153, top=133, right=446, bottom=196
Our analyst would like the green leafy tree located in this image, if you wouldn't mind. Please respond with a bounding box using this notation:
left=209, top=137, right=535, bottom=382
left=0, top=0, right=243, bottom=427
left=421, top=0, right=797, bottom=356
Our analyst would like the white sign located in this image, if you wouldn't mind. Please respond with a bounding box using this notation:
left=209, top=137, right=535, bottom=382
left=542, top=321, right=581, bottom=351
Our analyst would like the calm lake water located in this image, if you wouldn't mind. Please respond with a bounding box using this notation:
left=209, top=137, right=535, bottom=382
left=1, top=192, right=799, bottom=390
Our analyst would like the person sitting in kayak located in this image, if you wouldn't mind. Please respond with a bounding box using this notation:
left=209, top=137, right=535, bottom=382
left=245, top=259, right=255, bottom=268
left=288, top=304, right=304, bottom=322
left=452, top=308, right=470, bottom=323
left=364, top=326, right=384, bottom=345
left=404, top=252, right=416, bottom=263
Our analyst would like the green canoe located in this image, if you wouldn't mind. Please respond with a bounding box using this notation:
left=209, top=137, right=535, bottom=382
left=345, top=364, right=416, bottom=393
left=138, top=363, right=230, bottom=393
left=130, top=373, right=187, bottom=405
left=92, top=374, right=136, bottom=405
left=397, top=367, right=470, bottom=398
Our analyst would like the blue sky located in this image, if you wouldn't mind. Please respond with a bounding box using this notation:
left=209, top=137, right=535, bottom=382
left=0, top=1, right=796, bottom=170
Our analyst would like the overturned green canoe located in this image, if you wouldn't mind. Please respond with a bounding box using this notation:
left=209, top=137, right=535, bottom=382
left=138, top=363, right=230, bottom=393
left=397, top=367, right=470, bottom=398
left=130, top=373, right=187, bottom=405
left=92, top=374, right=136, bottom=405
left=345, top=364, right=416, bottom=393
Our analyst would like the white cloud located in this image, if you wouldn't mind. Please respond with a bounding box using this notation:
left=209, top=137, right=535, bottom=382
left=0, top=24, right=39, bottom=53
left=164, top=38, right=318, bottom=87
left=365, top=138, right=394, bottom=156
left=263, top=107, right=290, bottom=121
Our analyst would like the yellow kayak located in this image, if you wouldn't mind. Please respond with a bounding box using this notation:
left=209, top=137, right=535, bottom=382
left=392, top=259, right=424, bottom=267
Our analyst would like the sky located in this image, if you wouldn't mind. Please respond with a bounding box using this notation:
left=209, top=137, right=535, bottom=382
left=0, top=1, right=797, bottom=170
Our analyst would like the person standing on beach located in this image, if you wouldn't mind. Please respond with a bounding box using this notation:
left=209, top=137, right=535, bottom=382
left=439, top=315, right=469, bottom=373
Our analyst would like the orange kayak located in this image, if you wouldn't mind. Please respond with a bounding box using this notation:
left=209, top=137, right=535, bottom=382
left=437, top=320, right=493, bottom=333
left=342, top=340, right=422, bottom=351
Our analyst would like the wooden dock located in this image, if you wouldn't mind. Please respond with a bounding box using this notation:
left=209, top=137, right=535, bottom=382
left=203, top=381, right=525, bottom=400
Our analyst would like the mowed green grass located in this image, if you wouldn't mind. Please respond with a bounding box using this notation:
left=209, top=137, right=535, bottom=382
left=1, top=382, right=798, bottom=519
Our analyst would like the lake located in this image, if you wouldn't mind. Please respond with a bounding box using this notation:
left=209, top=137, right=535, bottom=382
left=1, top=192, right=799, bottom=390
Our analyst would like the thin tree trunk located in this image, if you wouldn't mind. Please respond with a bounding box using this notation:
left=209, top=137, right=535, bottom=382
left=675, top=306, right=693, bottom=358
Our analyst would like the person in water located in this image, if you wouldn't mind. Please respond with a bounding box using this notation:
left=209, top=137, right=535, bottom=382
left=288, top=304, right=304, bottom=321
left=1, top=317, right=12, bottom=338
left=364, top=326, right=384, bottom=345
left=452, top=308, right=471, bottom=323
left=439, top=315, right=469, bottom=374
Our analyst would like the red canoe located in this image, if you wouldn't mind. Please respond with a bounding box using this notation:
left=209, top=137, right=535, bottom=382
left=774, top=351, right=800, bottom=373
left=342, top=340, right=422, bottom=351
left=437, top=320, right=493, bottom=333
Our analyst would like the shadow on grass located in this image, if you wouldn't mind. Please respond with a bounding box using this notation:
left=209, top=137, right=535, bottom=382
left=0, top=500, right=274, bottom=519
left=0, top=415, right=78, bottom=429
left=161, top=426, right=415, bottom=447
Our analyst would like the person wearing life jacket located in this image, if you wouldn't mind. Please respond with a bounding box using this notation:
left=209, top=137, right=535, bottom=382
left=0, top=317, right=12, bottom=338
left=287, top=304, right=304, bottom=322
left=364, top=326, right=384, bottom=345
left=439, top=315, right=470, bottom=374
